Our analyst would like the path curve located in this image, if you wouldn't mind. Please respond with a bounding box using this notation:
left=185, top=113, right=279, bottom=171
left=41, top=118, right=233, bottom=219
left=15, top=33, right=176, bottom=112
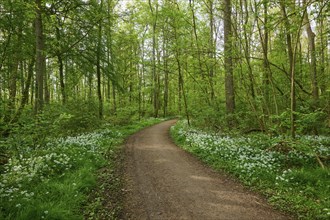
left=123, top=120, right=290, bottom=220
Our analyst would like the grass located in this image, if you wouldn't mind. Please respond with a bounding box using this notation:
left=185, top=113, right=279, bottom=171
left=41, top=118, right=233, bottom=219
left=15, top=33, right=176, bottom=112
left=0, top=117, right=163, bottom=220
left=170, top=120, right=330, bottom=219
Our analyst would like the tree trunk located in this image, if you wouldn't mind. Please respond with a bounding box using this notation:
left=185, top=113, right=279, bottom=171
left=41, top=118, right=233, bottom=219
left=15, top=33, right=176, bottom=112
left=241, top=0, right=255, bottom=99
left=254, top=0, right=270, bottom=130
left=317, top=9, right=326, bottom=95
left=280, top=0, right=304, bottom=138
left=44, top=67, right=50, bottom=104
left=56, top=26, right=66, bottom=104
left=163, top=29, right=169, bottom=117
left=34, top=0, right=45, bottom=114
left=207, top=0, right=215, bottom=101
left=149, top=0, right=159, bottom=118
left=224, top=0, right=235, bottom=119
left=12, top=57, right=35, bottom=122
left=176, top=56, right=190, bottom=126
left=96, top=0, right=103, bottom=119
left=303, top=0, right=319, bottom=103
left=22, top=58, right=35, bottom=108
left=189, top=0, right=209, bottom=104
left=88, top=73, right=93, bottom=100
left=112, top=81, right=117, bottom=113
left=7, top=45, right=19, bottom=121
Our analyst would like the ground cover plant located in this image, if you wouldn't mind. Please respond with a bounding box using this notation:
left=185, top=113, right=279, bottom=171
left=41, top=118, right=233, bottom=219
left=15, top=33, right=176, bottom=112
left=171, top=120, right=330, bottom=219
left=0, top=118, right=162, bottom=220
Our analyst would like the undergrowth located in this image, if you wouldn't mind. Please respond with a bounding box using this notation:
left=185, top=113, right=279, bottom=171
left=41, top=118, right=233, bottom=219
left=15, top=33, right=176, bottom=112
left=0, top=117, right=162, bottom=220
left=171, top=120, right=330, bottom=219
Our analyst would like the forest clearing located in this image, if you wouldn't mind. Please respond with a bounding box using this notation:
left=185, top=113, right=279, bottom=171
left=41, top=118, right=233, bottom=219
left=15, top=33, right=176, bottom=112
left=0, top=0, right=329, bottom=219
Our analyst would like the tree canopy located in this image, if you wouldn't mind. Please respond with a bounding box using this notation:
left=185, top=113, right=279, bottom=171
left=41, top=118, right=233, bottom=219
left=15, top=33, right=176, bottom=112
left=0, top=0, right=329, bottom=136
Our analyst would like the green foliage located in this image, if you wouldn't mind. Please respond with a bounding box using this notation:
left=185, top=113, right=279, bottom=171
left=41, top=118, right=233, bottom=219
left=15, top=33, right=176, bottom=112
left=0, top=0, right=329, bottom=216
left=189, top=102, right=226, bottom=131
left=268, top=108, right=328, bottom=136
left=0, top=117, right=162, bottom=219
left=296, top=108, right=328, bottom=134
left=269, top=110, right=291, bottom=135
left=1, top=100, right=103, bottom=164
left=0, top=127, right=110, bottom=219
left=171, top=120, right=330, bottom=219
left=107, top=105, right=139, bottom=126
left=56, top=100, right=102, bottom=135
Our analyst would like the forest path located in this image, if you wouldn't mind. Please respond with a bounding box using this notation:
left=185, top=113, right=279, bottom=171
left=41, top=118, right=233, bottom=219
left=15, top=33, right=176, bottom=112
left=123, top=120, right=290, bottom=220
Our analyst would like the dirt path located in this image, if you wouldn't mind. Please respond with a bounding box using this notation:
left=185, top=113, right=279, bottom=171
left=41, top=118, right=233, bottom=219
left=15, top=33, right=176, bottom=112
left=123, top=120, right=290, bottom=220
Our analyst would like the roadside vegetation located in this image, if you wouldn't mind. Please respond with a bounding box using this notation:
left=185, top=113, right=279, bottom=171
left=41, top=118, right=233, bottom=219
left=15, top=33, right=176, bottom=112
left=0, top=104, right=162, bottom=220
left=171, top=120, right=330, bottom=219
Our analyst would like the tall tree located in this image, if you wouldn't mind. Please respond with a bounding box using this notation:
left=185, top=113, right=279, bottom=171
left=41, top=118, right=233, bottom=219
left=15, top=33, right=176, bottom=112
left=96, top=0, right=104, bottom=119
left=6, top=1, right=23, bottom=121
left=303, top=0, right=319, bottom=103
left=206, top=0, right=216, bottom=101
left=34, top=0, right=46, bottom=113
left=280, top=0, right=296, bottom=138
left=224, top=0, right=235, bottom=121
left=149, top=0, right=160, bottom=117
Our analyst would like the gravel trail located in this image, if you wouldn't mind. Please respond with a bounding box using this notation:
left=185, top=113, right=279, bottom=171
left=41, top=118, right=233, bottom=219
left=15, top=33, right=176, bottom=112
left=123, top=120, right=290, bottom=220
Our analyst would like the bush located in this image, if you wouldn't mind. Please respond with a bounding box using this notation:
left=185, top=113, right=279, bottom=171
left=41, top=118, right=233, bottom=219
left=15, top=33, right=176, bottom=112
left=107, top=105, right=139, bottom=126
left=296, top=109, right=327, bottom=135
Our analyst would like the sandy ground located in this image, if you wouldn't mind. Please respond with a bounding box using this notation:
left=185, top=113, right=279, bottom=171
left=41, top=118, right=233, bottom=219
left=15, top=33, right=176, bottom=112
left=122, top=120, right=291, bottom=220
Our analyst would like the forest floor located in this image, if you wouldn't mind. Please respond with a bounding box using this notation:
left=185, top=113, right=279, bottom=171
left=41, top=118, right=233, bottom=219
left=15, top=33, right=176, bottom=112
left=121, top=119, right=292, bottom=219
